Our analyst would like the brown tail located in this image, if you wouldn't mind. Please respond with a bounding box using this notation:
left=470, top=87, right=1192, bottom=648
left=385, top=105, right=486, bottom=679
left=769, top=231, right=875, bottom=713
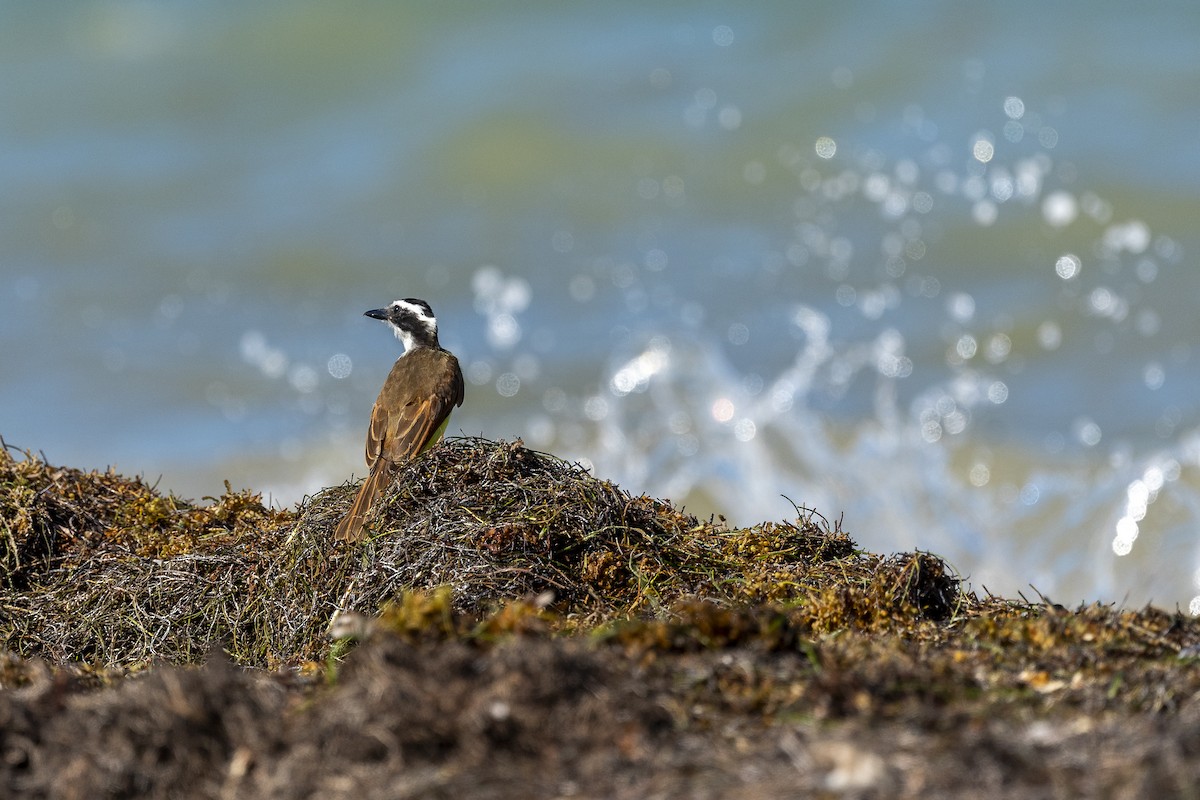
left=334, top=461, right=394, bottom=543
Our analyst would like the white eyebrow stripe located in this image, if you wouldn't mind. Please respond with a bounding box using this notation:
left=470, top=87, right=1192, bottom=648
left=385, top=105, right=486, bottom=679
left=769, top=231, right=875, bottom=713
left=392, top=300, right=434, bottom=322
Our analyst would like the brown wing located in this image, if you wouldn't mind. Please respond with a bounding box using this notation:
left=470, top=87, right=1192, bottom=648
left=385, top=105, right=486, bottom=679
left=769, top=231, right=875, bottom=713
left=368, top=349, right=464, bottom=467
left=339, top=349, right=463, bottom=543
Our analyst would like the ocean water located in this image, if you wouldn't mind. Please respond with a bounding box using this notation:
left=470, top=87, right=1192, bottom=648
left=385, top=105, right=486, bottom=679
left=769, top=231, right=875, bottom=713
left=3, top=2, right=1200, bottom=609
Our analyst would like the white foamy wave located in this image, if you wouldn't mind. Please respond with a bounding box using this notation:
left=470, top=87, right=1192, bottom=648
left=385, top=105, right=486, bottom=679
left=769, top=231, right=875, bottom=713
left=559, top=320, right=1200, bottom=607
left=522, top=97, right=1197, bottom=606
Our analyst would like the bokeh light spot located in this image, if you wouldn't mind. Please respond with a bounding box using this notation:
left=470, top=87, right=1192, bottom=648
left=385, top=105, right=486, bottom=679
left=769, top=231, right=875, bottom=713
left=1144, top=362, right=1165, bottom=390
left=327, top=353, right=352, bottom=379
left=496, top=372, right=520, bottom=397
left=947, top=292, right=975, bottom=322
left=717, top=105, right=742, bottom=129
left=584, top=395, right=608, bottom=421
left=711, top=397, right=735, bottom=423
left=969, top=463, right=990, bottom=487
left=972, top=200, right=997, bottom=226
left=1037, top=321, right=1062, bottom=350
left=1003, top=96, right=1025, bottom=119
left=1055, top=254, right=1081, bottom=280
left=972, top=136, right=995, bottom=163
left=288, top=365, right=318, bottom=394
left=1074, top=418, right=1102, bottom=447
left=1042, top=191, right=1078, bottom=227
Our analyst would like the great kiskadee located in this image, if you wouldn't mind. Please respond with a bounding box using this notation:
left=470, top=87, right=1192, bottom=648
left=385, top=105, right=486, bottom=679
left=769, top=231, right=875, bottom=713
left=334, top=298, right=465, bottom=543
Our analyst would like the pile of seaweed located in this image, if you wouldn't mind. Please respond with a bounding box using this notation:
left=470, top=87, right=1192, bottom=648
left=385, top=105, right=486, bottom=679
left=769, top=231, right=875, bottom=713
left=0, top=437, right=958, bottom=673
left=3, top=437, right=1200, bottom=798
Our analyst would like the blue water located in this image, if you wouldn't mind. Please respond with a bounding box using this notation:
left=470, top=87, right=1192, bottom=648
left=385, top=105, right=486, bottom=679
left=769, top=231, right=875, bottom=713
left=3, top=2, right=1200, bottom=608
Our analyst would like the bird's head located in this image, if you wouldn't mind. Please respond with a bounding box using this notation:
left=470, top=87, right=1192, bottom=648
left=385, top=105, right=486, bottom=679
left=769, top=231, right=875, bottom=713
left=365, top=298, right=439, bottom=351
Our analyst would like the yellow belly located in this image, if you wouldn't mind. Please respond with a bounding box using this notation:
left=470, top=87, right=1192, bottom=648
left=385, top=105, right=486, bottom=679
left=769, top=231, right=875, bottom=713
left=422, top=414, right=452, bottom=453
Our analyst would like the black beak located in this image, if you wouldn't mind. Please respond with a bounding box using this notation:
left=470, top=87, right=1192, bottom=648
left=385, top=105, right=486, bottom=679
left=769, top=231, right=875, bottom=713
left=364, top=308, right=389, bottom=321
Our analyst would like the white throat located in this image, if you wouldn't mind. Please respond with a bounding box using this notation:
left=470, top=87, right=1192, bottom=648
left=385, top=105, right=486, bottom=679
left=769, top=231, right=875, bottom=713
left=390, top=323, right=418, bottom=353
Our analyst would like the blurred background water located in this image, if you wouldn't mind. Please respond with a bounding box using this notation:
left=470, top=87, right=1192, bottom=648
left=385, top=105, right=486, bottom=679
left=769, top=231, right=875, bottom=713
left=3, top=2, right=1199, bottom=609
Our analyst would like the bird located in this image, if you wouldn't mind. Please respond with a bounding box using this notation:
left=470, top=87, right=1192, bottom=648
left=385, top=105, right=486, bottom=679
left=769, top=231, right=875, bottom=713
left=334, top=298, right=465, bottom=543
